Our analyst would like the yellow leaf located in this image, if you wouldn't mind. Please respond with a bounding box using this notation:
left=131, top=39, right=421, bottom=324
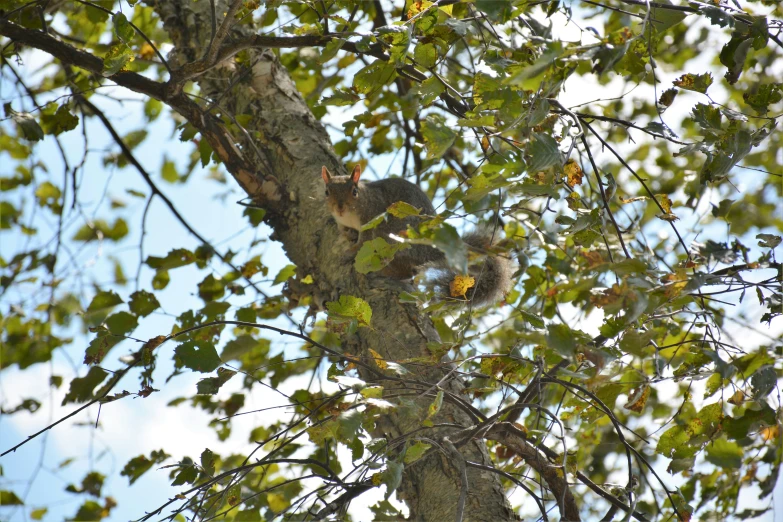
left=368, top=348, right=388, bottom=370
left=564, top=159, right=584, bottom=187
left=728, top=390, right=745, bottom=405
left=139, top=43, right=156, bottom=60
left=449, top=274, right=475, bottom=299
left=663, top=269, right=688, bottom=299
left=624, top=384, right=650, bottom=413
left=655, top=193, right=673, bottom=213
left=761, top=425, right=779, bottom=441
left=267, top=492, right=288, bottom=512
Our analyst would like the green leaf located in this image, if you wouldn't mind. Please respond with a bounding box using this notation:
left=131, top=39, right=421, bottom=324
left=432, top=224, right=467, bottom=273
left=656, top=402, right=723, bottom=459
left=175, top=341, right=222, bottom=373
left=10, top=109, right=44, bottom=141
left=120, top=450, right=169, bottom=485
left=171, top=462, right=198, bottom=486
left=520, top=309, right=545, bottom=329
left=103, top=44, right=134, bottom=76
left=354, top=237, right=410, bottom=274
left=40, top=105, right=79, bottom=136
left=750, top=365, right=776, bottom=398
left=719, top=35, right=752, bottom=85
left=198, top=138, right=213, bottom=167
left=243, top=207, right=266, bottom=226
left=412, top=76, right=444, bottom=106
left=422, top=390, right=443, bottom=427
left=700, top=6, right=734, bottom=28
left=196, top=367, right=237, bottom=394
left=414, top=43, right=437, bottom=68
left=105, top=311, right=138, bottom=336
left=319, top=38, right=345, bottom=64
left=691, top=103, right=722, bottom=132
left=527, top=133, right=562, bottom=171
left=326, top=295, right=372, bottom=327
left=360, top=213, right=387, bottom=232
left=547, top=324, right=577, bottom=357
left=387, top=201, right=422, bottom=218
left=757, top=234, right=781, bottom=249
left=705, top=438, right=743, bottom=469
left=321, top=89, right=361, bottom=106
left=381, top=461, right=404, bottom=500
left=711, top=198, right=734, bottom=219
left=30, top=508, right=48, bottom=520
left=197, top=274, right=225, bottom=302
left=87, top=291, right=123, bottom=313
left=403, top=442, right=431, bottom=464
left=421, top=115, right=457, bottom=159
left=0, top=201, right=20, bottom=229
left=221, top=335, right=264, bottom=361
left=476, top=0, right=513, bottom=22
left=724, top=403, right=776, bottom=441
left=200, top=448, right=215, bottom=476
left=161, top=158, right=178, bottom=183
left=673, top=72, right=713, bottom=94
left=152, top=270, right=170, bottom=290
left=35, top=181, right=62, bottom=210
left=0, top=490, right=24, bottom=505
left=273, top=264, right=297, bottom=285
left=62, top=367, right=108, bottom=405
left=72, top=218, right=128, bottom=242
left=112, top=12, right=134, bottom=44
left=457, top=115, right=495, bottom=127
left=353, top=60, right=397, bottom=95
left=743, top=84, right=782, bottom=115
left=381, top=25, right=411, bottom=65
left=144, top=98, right=163, bottom=121
left=146, top=248, right=196, bottom=270
left=129, top=290, right=160, bottom=317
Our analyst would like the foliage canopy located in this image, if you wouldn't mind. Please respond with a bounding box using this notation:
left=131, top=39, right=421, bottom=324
left=1, top=1, right=782, bottom=521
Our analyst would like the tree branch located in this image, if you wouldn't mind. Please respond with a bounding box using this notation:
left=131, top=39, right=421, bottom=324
left=0, top=19, right=277, bottom=204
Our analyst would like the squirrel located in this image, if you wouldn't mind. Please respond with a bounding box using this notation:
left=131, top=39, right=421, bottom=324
left=321, top=164, right=513, bottom=307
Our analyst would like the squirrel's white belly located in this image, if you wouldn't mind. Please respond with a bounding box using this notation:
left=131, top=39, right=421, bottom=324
left=333, top=212, right=363, bottom=231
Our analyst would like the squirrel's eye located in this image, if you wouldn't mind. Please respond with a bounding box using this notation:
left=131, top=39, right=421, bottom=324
left=325, top=189, right=329, bottom=196
left=352, top=187, right=359, bottom=197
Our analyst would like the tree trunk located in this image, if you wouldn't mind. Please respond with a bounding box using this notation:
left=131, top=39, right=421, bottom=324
left=147, top=2, right=517, bottom=520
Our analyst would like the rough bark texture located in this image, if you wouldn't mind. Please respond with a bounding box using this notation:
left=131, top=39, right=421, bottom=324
left=144, top=2, right=517, bottom=521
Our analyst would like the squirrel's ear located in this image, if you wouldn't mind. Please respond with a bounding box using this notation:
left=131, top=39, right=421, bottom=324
left=351, top=164, right=362, bottom=184
left=321, top=166, right=331, bottom=183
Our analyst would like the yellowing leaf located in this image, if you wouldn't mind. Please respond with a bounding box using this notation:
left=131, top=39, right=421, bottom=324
left=564, top=159, right=584, bottom=187
left=267, top=492, right=288, bottom=512
left=368, top=348, right=388, bottom=370
left=624, top=384, right=650, bottom=413
left=656, top=193, right=673, bottom=213
left=449, top=274, right=475, bottom=299
left=728, top=389, right=745, bottom=405
left=673, top=72, right=713, bottom=94
left=423, top=390, right=443, bottom=427
left=761, top=424, right=779, bottom=441
left=326, top=295, right=372, bottom=327
left=663, top=270, right=688, bottom=299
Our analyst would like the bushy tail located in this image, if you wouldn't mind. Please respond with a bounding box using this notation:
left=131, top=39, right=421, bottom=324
left=430, top=229, right=514, bottom=307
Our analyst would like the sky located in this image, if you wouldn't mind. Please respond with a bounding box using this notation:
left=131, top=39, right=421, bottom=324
left=2, top=5, right=783, bottom=522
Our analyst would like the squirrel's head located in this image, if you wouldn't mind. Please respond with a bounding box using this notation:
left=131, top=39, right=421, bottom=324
left=321, top=165, right=363, bottom=226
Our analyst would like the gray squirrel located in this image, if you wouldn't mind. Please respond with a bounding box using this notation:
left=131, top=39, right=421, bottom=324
left=321, top=164, right=513, bottom=307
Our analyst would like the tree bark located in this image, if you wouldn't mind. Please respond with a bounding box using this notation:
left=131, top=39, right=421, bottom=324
left=145, top=2, right=518, bottom=521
